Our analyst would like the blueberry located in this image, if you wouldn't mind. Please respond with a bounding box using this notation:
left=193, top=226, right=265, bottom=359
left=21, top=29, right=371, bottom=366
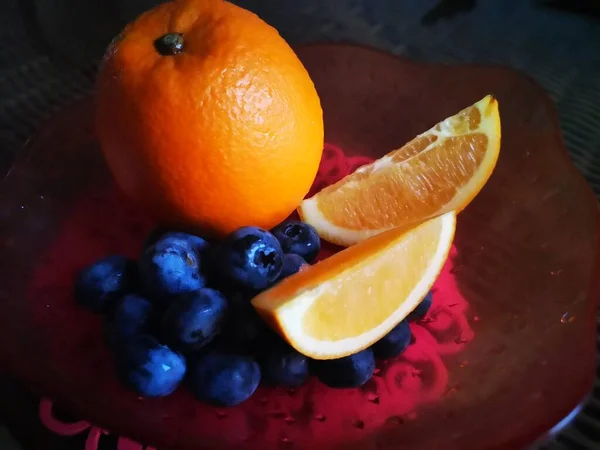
left=139, top=233, right=209, bottom=300
left=145, top=231, right=209, bottom=253
left=407, top=291, right=433, bottom=322
left=74, top=255, right=137, bottom=313
left=105, top=294, right=156, bottom=348
left=278, top=254, right=307, bottom=280
left=252, top=328, right=288, bottom=360
left=116, top=335, right=186, bottom=397
left=218, top=227, right=283, bottom=290
left=161, top=289, right=228, bottom=352
left=312, top=348, right=375, bottom=388
left=272, top=221, right=321, bottom=263
left=222, top=291, right=268, bottom=351
left=372, top=320, right=411, bottom=359
left=262, top=344, right=309, bottom=387
left=188, top=351, right=261, bottom=407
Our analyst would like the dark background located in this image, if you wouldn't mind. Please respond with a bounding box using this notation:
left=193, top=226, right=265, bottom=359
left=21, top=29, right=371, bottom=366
left=0, top=1, right=599, bottom=449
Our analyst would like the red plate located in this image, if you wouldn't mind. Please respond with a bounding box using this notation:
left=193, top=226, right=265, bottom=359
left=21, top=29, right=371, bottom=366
left=1, top=44, right=599, bottom=450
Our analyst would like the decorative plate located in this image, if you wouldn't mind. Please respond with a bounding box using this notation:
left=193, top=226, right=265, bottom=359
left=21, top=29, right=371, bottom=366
left=1, top=44, right=598, bottom=450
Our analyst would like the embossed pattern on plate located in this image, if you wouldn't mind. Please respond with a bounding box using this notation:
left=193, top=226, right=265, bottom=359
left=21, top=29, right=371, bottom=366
left=1, top=44, right=599, bottom=450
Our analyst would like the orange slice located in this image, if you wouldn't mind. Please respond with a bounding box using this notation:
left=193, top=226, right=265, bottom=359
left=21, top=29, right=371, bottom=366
left=299, top=95, right=500, bottom=247
left=251, top=211, right=456, bottom=359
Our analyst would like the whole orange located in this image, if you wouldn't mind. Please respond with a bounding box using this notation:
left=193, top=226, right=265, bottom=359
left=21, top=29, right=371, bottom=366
left=95, top=0, right=323, bottom=236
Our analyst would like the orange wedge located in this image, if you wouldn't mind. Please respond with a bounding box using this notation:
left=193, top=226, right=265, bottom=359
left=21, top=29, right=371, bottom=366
left=299, top=95, right=500, bottom=247
left=251, top=211, right=456, bottom=359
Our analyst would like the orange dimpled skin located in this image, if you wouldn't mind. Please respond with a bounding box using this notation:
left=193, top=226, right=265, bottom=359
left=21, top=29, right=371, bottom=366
left=95, top=0, right=324, bottom=236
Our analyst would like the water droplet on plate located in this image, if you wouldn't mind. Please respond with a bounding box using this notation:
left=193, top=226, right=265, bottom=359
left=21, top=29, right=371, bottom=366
left=284, top=415, right=296, bottom=425
left=472, top=315, right=480, bottom=322
left=314, top=414, right=327, bottom=422
left=446, top=385, right=460, bottom=395
left=353, top=419, right=365, bottom=429
left=560, top=312, right=575, bottom=323
left=280, top=436, right=293, bottom=446
left=216, top=411, right=227, bottom=419
left=386, top=415, right=404, bottom=426
left=366, top=393, right=380, bottom=404
left=459, top=360, right=468, bottom=368
left=411, top=369, right=424, bottom=379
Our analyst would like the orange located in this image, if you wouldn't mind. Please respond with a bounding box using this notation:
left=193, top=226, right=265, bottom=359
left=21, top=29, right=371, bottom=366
left=299, top=95, right=500, bottom=246
left=95, top=0, right=323, bottom=236
left=252, top=211, right=456, bottom=359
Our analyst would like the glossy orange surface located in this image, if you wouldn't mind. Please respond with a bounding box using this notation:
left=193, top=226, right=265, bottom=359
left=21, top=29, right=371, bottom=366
left=1, top=44, right=599, bottom=449
left=96, top=0, right=324, bottom=235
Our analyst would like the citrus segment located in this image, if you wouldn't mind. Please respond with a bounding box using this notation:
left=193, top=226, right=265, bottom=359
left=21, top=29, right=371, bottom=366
left=251, top=211, right=456, bottom=360
left=299, top=95, right=500, bottom=246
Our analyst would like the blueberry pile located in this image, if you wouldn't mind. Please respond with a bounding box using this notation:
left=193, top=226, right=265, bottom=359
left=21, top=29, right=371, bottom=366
left=74, top=221, right=433, bottom=406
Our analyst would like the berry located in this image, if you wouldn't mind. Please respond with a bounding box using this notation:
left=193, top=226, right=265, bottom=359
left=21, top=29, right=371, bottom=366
left=218, top=227, right=283, bottom=290
left=272, top=221, right=320, bottom=263
left=372, top=320, right=411, bottom=359
left=262, top=344, right=309, bottom=387
left=252, top=328, right=289, bottom=360
left=279, top=254, right=307, bottom=280
left=116, top=335, right=186, bottom=397
left=74, top=255, right=137, bottom=313
left=145, top=230, right=209, bottom=253
left=139, top=233, right=209, bottom=301
left=407, top=291, right=433, bottom=321
left=222, top=291, right=268, bottom=351
left=105, top=294, right=156, bottom=348
left=161, top=289, right=228, bottom=352
left=188, top=351, right=261, bottom=407
left=312, top=348, right=375, bottom=388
